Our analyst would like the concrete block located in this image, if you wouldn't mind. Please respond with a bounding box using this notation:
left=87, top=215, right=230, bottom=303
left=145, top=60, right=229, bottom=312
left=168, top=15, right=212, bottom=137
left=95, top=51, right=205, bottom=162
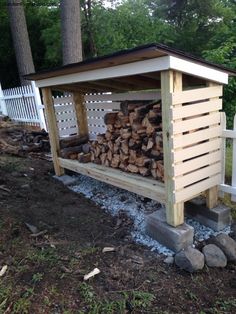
left=185, top=199, right=231, bottom=231
left=145, top=210, right=194, bottom=252
left=53, top=175, right=77, bottom=186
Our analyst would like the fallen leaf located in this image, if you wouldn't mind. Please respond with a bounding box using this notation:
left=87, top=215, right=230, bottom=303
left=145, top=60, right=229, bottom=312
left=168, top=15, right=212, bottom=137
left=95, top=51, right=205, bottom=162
left=25, top=222, right=38, bottom=234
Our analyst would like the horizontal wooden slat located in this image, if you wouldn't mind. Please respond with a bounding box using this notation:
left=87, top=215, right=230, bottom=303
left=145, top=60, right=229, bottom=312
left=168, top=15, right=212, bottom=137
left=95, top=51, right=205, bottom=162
left=174, top=174, right=221, bottom=203
left=174, top=150, right=221, bottom=176
left=57, top=120, right=77, bottom=129
left=172, top=99, right=222, bottom=119
left=173, top=125, right=221, bottom=149
left=174, top=162, right=221, bottom=189
left=172, top=86, right=222, bottom=105
left=85, top=101, right=120, bottom=110
left=87, top=110, right=111, bottom=118
left=88, top=125, right=106, bottom=133
left=59, top=126, right=78, bottom=137
left=172, top=112, right=220, bottom=134
left=56, top=111, right=76, bottom=120
left=222, top=129, right=236, bottom=139
left=53, top=96, right=73, bottom=105
left=58, top=158, right=166, bottom=203
left=219, top=183, right=236, bottom=195
left=87, top=117, right=104, bottom=125
left=85, top=91, right=161, bottom=102
left=55, top=104, right=75, bottom=113
left=173, top=138, right=221, bottom=162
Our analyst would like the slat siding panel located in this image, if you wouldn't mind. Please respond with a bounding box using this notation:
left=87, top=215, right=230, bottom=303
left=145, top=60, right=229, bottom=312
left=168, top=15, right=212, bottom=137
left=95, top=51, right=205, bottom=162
left=57, top=120, right=77, bottom=129
left=172, top=99, right=222, bottom=119
left=53, top=96, right=73, bottom=105
left=85, top=102, right=120, bottom=110
left=174, top=150, right=221, bottom=176
left=174, top=162, right=221, bottom=189
left=172, top=112, right=220, bottom=134
left=174, top=174, right=221, bottom=203
left=172, top=86, right=222, bottom=105
left=173, top=125, right=221, bottom=149
left=85, top=91, right=161, bottom=102
left=87, top=117, right=104, bottom=125
left=59, top=127, right=78, bottom=137
left=55, top=104, right=75, bottom=113
left=87, top=110, right=110, bottom=118
left=88, top=125, right=106, bottom=133
left=173, top=138, right=221, bottom=162
left=56, top=111, right=76, bottom=120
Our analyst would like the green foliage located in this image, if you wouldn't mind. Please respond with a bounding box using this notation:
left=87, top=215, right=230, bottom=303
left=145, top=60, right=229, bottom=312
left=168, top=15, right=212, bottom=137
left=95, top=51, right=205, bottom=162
left=78, top=282, right=155, bottom=313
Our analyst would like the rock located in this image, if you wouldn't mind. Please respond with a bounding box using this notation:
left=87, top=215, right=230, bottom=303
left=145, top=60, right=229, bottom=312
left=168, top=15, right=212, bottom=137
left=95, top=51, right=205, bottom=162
left=164, top=256, right=174, bottom=264
left=175, top=247, right=204, bottom=272
left=210, top=234, right=236, bottom=263
left=202, top=244, right=227, bottom=267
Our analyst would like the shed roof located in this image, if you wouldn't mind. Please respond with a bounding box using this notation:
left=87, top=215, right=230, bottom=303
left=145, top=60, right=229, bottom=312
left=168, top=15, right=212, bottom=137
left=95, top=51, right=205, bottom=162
left=25, top=43, right=236, bottom=91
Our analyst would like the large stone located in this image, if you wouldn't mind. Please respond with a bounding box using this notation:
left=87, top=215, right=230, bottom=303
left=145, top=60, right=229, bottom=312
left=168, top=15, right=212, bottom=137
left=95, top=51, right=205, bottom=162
left=202, top=244, right=227, bottom=267
left=145, top=210, right=194, bottom=252
left=210, top=233, right=236, bottom=263
left=185, top=199, right=231, bottom=231
left=175, top=247, right=205, bottom=272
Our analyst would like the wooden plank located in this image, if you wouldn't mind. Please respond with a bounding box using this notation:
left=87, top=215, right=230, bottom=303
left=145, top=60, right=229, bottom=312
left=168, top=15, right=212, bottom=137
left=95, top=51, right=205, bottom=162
left=42, top=87, right=64, bottom=176
left=85, top=91, right=161, bottom=102
left=174, top=150, right=221, bottom=176
left=58, top=158, right=166, bottom=203
left=172, top=112, right=221, bottom=134
left=85, top=102, right=120, bottom=110
left=173, top=125, right=221, bottom=149
left=87, top=125, right=106, bottom=133
left=55, top=103, right=75, bottom=113
left=219, top=183, right=236, bottom=195
left=232, top=114, right=236, bottom=202
left=53, top=96, right=73, bottom=105
left=73, top=92, right=89, bottom=137
left=219, top=112, right=226, bottom=198
left=173, top=138, right=221, bottom=163
left=172, top=85, right=222, bottom=105
left=172, top=99, right=222, bottom=120
left=56, top=111, right=76, bottom=120
left=57, top=120, right=77, bottom=129
left=174, top=162, right=221, bottom=189
left=222, top=129, right=236, bottom=139
left=59, top=127, right=78, bottom=137
left=175, top=174, right=221, bottom=203
left=161, top=70, right=184, bottom=227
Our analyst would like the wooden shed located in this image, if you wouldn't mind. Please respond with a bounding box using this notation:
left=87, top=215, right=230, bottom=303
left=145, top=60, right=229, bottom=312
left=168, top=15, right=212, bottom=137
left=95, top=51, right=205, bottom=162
left=26, top=43, right=236, bottom=230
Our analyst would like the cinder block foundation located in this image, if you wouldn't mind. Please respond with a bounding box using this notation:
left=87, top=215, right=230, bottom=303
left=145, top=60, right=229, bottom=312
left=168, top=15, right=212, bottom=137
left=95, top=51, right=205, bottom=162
left=185, top=198, right=231, bottom=231
left=53, top=175, right=77, bottom=186
left=146, top=210, right=194, bottom=252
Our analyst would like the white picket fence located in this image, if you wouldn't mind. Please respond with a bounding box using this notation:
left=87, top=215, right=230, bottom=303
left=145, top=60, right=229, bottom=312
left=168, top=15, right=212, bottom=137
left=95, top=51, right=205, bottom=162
left=0, top=82, right=46, bottom=129
left=219, top=112, right=236, bottom=201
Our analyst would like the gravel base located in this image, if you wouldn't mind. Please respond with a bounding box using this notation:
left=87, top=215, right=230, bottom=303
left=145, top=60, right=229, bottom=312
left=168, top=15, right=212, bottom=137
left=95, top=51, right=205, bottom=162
left=70, top=174, right=231, bottom=256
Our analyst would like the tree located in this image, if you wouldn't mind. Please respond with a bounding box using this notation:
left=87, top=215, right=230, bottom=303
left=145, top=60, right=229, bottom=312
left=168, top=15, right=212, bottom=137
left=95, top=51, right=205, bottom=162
left=7, top=0, right=35, bottom=85
left=60, top=0, right=83, bottom=64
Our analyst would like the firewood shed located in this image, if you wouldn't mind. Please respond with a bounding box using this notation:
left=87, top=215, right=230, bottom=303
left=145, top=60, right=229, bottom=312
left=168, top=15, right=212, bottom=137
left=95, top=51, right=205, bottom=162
left=26, top=43, right=236, bottom=251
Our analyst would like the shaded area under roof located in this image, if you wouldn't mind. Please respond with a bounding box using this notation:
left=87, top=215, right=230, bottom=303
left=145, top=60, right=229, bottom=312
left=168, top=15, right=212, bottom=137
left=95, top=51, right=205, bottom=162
left=25, top=43, right=236, bottom=82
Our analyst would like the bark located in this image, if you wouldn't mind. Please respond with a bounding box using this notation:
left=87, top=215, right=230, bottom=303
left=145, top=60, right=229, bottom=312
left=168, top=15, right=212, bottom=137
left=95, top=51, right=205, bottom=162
left=7, top=0, right=35, bottom=85
left=60, top=0, right=83, bottom=65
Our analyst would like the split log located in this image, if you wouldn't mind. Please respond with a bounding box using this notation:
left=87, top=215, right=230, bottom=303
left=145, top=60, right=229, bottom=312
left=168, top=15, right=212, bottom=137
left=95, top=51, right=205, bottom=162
left=60, top=145, right=83, bottom=158
left=78, top=152, right=91, bottom=163
left=104, top=112, right=119, bottom=125
left=60, top=135, right=88, bottom=148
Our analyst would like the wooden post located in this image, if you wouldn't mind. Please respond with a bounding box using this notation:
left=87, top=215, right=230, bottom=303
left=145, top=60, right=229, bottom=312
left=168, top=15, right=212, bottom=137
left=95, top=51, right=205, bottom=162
left=161, top=70, right=184, bottom=227
left=73, top=92, right=89, bottom=137
left=42, top=87, right=64, bottom=176
left=206, top=81, right=219, bottom=208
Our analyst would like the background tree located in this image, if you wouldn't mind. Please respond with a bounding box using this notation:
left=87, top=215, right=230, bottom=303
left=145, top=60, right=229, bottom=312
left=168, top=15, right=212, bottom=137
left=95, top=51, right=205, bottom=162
left=7, top=0, right=35, bottom=85
left=60, top=0, right=83, bottom=64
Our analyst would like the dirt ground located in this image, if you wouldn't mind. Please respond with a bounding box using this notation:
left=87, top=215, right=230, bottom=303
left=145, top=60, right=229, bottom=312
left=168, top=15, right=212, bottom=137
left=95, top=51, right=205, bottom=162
left=0, top=154, right=235, bottom=314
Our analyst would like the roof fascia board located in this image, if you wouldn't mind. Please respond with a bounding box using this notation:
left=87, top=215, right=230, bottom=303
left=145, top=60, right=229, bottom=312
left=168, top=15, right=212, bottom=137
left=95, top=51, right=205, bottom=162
left=34, top=56, right=170, bottom=88
left=169, top=56, right=228, bottom=84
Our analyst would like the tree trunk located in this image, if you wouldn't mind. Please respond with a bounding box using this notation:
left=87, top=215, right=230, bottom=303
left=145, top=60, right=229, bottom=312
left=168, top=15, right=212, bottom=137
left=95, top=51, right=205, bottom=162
left=60, top=0, right=83, bottom=65
left=7, top=0, right=35, bottom=85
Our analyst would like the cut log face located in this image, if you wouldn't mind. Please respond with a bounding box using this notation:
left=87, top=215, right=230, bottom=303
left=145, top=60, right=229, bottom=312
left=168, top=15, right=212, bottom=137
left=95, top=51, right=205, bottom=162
left=89, top=100, right=163, bottom=180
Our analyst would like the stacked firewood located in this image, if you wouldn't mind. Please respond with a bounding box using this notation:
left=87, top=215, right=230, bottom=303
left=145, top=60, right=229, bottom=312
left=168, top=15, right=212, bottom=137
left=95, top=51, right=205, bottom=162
left=90, top=101, right=164, bottom=181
